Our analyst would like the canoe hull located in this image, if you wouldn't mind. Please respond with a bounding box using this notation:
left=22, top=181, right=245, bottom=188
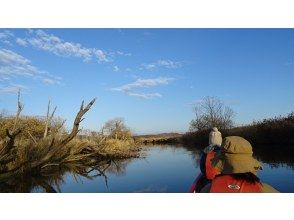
left=189, top=173, right=203, bottom=193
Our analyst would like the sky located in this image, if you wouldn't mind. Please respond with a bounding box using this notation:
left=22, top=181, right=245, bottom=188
left=0, top=28, right=294, bottom=134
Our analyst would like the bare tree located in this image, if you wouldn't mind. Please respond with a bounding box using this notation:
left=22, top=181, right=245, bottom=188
left=43, top=99, right=57, bottom=138
left=102, top=118, right=132, bottom=140
left=0, top=95, right=97, bottom=180
left=0, top=89, right=24, bottom=156
left=58, top=98, right=96, bottom=146
left=189, top=96, right=235, bottom=131
left=30, top=98, right=97, bottom=169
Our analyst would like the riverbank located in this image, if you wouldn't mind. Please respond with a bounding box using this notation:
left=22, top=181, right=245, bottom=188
left=182, top=113, right=294, bottom=149
left=134, top=133, right=182, bottom=144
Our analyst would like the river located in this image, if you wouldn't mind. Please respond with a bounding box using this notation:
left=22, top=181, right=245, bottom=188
left=27, top=144, right=294, bottom=193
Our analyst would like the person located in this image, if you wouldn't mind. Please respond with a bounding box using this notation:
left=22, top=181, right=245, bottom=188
left=201, top=127, right=222, bottom=178
left=203, top=127, right=222, bottom=153
left=200, top=136, right=279, bottom=193
left=193, top=127, right=222, bottom=192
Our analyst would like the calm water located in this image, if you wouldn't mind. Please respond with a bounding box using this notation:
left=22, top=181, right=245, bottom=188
left=28, top=144, right=294, bottom=193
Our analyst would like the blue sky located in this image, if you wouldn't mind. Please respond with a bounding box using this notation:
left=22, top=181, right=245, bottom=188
left=1, top=29, right=294, bottom=134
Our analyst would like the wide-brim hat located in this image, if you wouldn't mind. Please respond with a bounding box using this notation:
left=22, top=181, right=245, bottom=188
left=211, top=136, right=262, bottom=174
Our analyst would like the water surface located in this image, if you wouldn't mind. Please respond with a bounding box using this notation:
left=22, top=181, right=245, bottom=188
left=30, top=144, right=294, bottom=193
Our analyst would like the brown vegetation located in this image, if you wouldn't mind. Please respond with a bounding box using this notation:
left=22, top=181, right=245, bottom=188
left=182, top=112, right=294, bottom=147
left=134, top=133, right=182, bottom=144
left=0, top=91, right=139, bottom=186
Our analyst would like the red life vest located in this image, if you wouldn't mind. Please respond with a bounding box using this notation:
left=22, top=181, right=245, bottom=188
left=210, top=175, right=262, bottom=193
left=205, top=151, right=220, bottom=180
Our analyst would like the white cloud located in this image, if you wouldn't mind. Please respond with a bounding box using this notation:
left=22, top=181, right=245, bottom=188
left=0, top=30, right=14, bottom=46
left=0, top=30, right=13, bottom=39
left=17, top=29, right=109, bottom=62
left=126, top=92, right=162, bottom=99
left=157, top=59, right=181, bottom=68
left=141, top=59, right=182, bottom=70
left=93, top=49, right=108, bottom=62
left=0, top=49, right=61, bottom=88
left=113, top=65, right=119, bottom=72
left=16, top=38, right=28, bottom=46
left=0, top=84, right=28, bottom=94
left=116, top=51, right=131, bottom=56
left=0, top=49, right=38, bottom=77
left=4, top=30, right=130, bottom=65
left=42, top=78, right=56, bottom=85
left=111, top=77, right=174, bottom=99
left=142, top=63, right=156, bottom=70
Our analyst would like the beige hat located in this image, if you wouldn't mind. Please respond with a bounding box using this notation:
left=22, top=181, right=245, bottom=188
left=211, top=136, right=262, bottom=174
left=209, top=127, right=222, bottom=146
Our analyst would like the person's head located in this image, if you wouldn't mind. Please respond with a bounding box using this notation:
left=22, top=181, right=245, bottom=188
left=211, top=136, right=262, bottom=175
left=209, top=127, right=222, bottom=146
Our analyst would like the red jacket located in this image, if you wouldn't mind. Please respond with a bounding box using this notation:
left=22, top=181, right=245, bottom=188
left=210, top=175, right=262, bottom=193
left=205, top=151, right=220, bottom=180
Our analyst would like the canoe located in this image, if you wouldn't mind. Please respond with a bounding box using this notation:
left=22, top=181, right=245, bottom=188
left=189, top=173, right=203, bottom=193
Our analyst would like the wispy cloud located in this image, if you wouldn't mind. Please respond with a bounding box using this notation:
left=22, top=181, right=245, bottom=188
left=16, top=29, right=108, bottom=62
left=141, top=59, right=182, bottom=70
left=0, top=84, right=28, bottom=94
left=0, top=30, right=14, bottom=46
left=15, top=38, right=28, bottom=46
left=126, top=92, right=162, bottom=99
left=116, top=51, right=131, bottom=56
left=0, top=49, right=40, bottom=77
left=111, top=77, right=174, bottom=99
left=0, top=49, right=61, bottom=92
left=113, top=65, right=119, bottom=72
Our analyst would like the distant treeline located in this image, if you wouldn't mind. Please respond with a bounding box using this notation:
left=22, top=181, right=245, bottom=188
left=134, top=133, right=182, bottom=144
left=182, top=112, right=294, bottom=148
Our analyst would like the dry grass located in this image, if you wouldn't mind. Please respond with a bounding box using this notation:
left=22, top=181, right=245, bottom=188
left=0, top=96, right=139, bottom=185
left=134, top=133, right=182, bottom=144
left=0, top=133, right=139, bottom=183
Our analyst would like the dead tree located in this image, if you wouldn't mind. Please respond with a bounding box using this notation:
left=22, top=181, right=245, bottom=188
left=0, top=89, right=24, bottom=156
left=0, top=97, right=97, bottom=184
left=58, top=98, right=96, bottom=146
left=30, top=98, right=97, bottom=169
left=12, top=89, right=24, bottom=132
left=43, top=99, right=57, bottom=138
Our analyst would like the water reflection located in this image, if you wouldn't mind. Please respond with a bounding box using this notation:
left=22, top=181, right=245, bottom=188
left=0, top=144, right=293, bottom=192
left=253, top=145, right=294, bottom=169
left=0, top=160, right=116, bottom=193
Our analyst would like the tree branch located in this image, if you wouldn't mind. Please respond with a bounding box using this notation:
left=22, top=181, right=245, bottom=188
left=58, top=98, right=96, bottom=147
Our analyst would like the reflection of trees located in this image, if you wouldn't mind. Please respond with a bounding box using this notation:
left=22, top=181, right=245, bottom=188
left=0, top=160, right=113, bottom=193
left=180, top=144, right=203, bottom=169
left=253, top=145, right=294, bottom=169
left=182, top=143, right=294, bottom=170
left=105, top=158, right=136, bottom=176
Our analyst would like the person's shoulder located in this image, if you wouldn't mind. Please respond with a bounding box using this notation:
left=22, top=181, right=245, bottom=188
left=203, top=145, right=221, bottom=153
left=213, top=145, right=221, bottom=152
left=260, top=183, right=280, bottom=193
left=203, top=145, right=213, bottom=153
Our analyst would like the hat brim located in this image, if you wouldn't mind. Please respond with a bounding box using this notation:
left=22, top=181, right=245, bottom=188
left=211, top=152, right=262, bottom=174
